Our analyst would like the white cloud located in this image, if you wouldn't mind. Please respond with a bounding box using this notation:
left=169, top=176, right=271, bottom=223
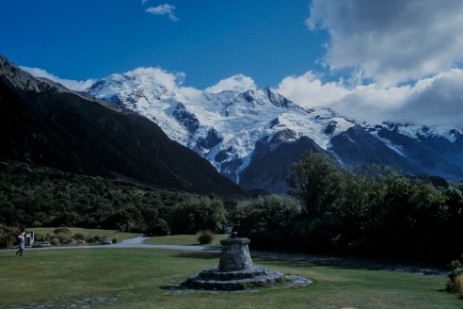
left=307, top=0, right=463, bottom=86
left=145, top=3, right=178, bottom=21
left=295, top=0, right=463, bottom=127
left=277, top=72, right=348, bottom=109
left=394, top=69, right=463, bottom=126
left=124, top=67, right=184, bottom=92
left=277, top=69, right=463, bottom=127
left=105, top=66, right=204, bottom=102
left=21, top=66, right=95, bottom=92
left=206, top=74, right=257, bottom=94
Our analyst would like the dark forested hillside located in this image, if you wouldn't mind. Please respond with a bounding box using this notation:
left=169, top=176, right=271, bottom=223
left=0, top=160, right=232, bottom=234
left=0, top=55, right=242, bottom=197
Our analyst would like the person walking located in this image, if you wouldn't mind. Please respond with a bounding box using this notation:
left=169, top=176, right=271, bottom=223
left=16, top=229, right=26, bottom=257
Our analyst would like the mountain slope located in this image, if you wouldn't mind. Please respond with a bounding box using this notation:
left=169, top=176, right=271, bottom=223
left=85, top=69, right=463, bottom=193
left=0, top=55, right=242, bottom=196
left=88, top=72, right=358, bottom=192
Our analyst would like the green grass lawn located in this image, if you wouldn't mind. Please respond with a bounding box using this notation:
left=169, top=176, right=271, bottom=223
left=0, top=247, right=460, bottom=309
left=144, top=233, right=229, bottom=246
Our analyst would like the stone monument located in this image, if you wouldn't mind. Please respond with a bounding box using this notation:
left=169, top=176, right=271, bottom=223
left=218, top=237, right=253, bottom=271
left=182, top=236, right=286, bottom=290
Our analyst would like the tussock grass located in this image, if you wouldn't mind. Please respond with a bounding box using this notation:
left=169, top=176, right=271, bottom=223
left=0, top=247, right=460, bottom=309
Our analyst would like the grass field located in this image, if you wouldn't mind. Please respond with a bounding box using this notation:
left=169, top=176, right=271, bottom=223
left=144, top=233, right=229, bottom=246
left=0, top=245, right=460, bottom=309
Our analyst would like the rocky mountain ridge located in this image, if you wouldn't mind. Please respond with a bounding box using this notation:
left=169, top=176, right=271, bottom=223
left=0, top=55, right=243, bottom=196
left=86, top=68, right=463, bottom=193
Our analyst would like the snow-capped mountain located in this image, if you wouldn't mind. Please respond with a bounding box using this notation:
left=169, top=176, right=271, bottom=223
left=0, top=56, right=242, bottom=196
left=87, top=69, right=463, bottom=193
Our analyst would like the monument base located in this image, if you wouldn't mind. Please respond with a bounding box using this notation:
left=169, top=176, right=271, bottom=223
left=181, top=266, right=285, bottom=291
left=181, top=236, right=303, bottom=291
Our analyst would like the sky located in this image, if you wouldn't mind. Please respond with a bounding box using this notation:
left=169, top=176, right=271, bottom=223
left=1, top=0, right=463, bottom=127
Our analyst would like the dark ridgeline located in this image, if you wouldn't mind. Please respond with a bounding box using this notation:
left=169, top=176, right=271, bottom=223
left=0, top=55, right=242, bottom=197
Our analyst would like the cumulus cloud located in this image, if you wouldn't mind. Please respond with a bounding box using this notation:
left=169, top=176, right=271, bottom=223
left=307, top=0, right=463, bottom=86
left=394, top=69, right=463, bottom=126
left=277, top=72, right=348, bottom=109
left=145, top=3, right=178, bottom=21
left=282, top=0, right=463, bottom=127
left=277, top=69, right=463, bottom=127
left=206, top=74, right=257, bottom=94
left=123, top=67, right=185, bottom=92
left=21, top=66, right=95, bottom=92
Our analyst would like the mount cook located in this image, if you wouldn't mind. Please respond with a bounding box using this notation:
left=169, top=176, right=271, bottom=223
left=85, top=69, right=463, bottom=193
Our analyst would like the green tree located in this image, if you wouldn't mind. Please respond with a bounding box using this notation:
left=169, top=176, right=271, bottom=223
left=167, top=197, right=227, bottom=234
left=287, top=151, right=345, bottom=218
left=237, top=195, right=302, bottom=250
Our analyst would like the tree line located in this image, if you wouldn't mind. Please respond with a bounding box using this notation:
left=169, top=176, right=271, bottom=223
left=1, top=156, right=462, bottom=265
left=0, top=160, right=229, bottom=237
left=237, top=152, right=463, bottom=264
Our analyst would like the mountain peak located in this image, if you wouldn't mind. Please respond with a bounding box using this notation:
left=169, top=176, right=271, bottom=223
left=89, top=67, right=184, bottom=98
left=205, top=74, right=257, bottom=94
left=0, top=56, right=243, bottom=196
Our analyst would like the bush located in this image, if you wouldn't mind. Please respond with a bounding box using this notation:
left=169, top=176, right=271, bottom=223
left=168, top=197, right=227, bottom=234
left=153, top=218, right=170, bottom=236
left=446, top=257, right=463, bottom=295
left=197, top=230, right=214, bottom=244
left=73, top=233, right=87, bottom=241
left=49, top=237, right=60, bottom=245
left=53, top=227, right=71, bottom=235
left=54, top=232, right=70, bottom=244
left=35, top=233, right=45, bottom=242
left=446, top=271, right=463, bottom=295
left=111, top=238, right=118, bottom=244
left=0, top=225, right=16, bottom=248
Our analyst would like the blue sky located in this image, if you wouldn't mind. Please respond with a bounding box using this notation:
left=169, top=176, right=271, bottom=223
left=1, top=0, right=325, bottom=89
left=2, top=0, right=463, bottom=126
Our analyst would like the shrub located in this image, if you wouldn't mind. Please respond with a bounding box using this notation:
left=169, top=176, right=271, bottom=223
left=73, top=233, right=87, bottom=241
left=54, top=232, right=70, bottom=244
left=449, top=259, right=462, bottom=269
left=53, top=227, right=71, bottom=235
left=168, top=197, right=227, bottom=234
left=112, top=238, right=118, bottom=244
left=152, top=218, right=170, bottom=236
left=49, top=237, right=60, bottom=246
left=455, top=275, right=463, bottom=295
left=197, top=230, right=214, bottom=244
left=446, top=270, right=463, bottom=295
left=35, top=233, right=45, bottom=242
left=0, top=225, right=16, bottom=248
left=446, top=257, right=463, bottom=295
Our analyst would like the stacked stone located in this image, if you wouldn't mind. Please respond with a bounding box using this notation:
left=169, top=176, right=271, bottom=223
left=182, top=237, right=285, bottom=291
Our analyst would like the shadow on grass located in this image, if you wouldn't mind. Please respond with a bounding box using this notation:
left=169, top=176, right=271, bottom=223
left=251, top=251, right=448, bottom=276
left=160, top=284, right=184, bottom=291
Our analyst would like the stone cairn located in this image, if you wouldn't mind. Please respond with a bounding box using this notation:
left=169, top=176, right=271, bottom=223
left=182, top=236, right=285, bottom=290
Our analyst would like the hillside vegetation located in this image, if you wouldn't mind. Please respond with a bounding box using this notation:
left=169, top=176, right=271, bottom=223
left=0, top=160, right=231, bottom=236
left=238, top=152, right=463, bottom=264
left=1, top=155, right=463, bottom=265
